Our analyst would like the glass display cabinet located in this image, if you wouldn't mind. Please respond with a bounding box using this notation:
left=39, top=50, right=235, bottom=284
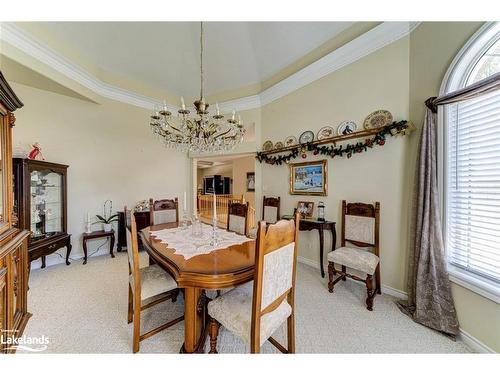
left=13, top=158, right=71, bottom=269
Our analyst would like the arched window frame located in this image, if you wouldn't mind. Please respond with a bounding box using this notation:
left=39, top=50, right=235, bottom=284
left=438, top=22, right=500, bottom=303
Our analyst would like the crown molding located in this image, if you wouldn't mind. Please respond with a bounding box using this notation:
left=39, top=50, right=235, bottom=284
left=1, top=22, right=419, bottom=112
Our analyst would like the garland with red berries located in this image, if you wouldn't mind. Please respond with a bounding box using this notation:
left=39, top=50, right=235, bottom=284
left=256, top=120, right=411, bottom=165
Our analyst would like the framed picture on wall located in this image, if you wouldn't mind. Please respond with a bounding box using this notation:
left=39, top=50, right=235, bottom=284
left=289, top=160, right=327, bottom=196
left=246, top=172, right=255, bottom=192
left=297, top=201, right=314, bottom=219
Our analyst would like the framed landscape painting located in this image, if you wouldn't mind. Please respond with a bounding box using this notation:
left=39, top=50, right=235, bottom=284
left=289, top=160, right=327, bottom=196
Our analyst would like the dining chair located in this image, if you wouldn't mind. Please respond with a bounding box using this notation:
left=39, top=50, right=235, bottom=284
left=227, top=201, right=249, bottom=236
left=262, top=196, right=280, bottom=224
left=149, top=197, right=179, bottom=225
left=125, top=207, right=183, bottom=353
left=326, top=200, right=381, bottom=311
left=207, top=212, right=300, bottom=353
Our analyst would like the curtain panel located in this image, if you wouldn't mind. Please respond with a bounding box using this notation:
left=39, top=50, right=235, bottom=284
left=398, top=71, right=500, bottom=336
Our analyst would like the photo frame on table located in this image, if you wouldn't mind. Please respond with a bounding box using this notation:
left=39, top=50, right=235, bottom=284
left=297, top=201, right=314, bottom=219
left=289, top=160, right=327, bottom=196
left=246, top=172, right=255, bottom=192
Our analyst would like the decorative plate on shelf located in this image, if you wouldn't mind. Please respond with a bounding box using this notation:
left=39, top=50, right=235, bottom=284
left=299, top=130, right=315, bottom=144
left=363, top=110, right=393, bottom=130
left=274, top=141, right=284, bottom=150
left=317, top=126, right=335, bottom=140
left=262, top=140, right=274, bottom=151
left=284, top=136, right=298, bottom=147
left=337, top=121, right=357, bottom=135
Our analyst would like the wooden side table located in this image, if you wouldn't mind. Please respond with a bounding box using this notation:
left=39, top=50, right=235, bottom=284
left=82, top=230, right=115, bottom=265
left=282, top=216, right=336, bottom=278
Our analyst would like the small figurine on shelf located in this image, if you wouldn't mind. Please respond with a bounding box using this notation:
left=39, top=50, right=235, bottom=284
left=27, top=142, right=45, bottom=160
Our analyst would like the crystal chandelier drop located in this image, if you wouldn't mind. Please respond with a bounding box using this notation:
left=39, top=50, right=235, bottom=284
left=149, top=22, right=245, bottom=153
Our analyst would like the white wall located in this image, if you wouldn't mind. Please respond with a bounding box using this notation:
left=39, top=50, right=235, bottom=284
left=261, top=37, right=411, bottom=292
left=11, top=83, right=190, bottom=268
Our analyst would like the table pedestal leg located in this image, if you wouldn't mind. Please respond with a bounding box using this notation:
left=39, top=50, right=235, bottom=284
left=181, top=287, right=208, bottom=353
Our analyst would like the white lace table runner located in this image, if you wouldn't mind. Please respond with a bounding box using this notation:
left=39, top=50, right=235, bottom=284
left=149, top=223, right=253, bottom=260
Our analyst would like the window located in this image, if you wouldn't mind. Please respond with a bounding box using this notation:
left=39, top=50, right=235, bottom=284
left=441, top=22, right=500, bottom=301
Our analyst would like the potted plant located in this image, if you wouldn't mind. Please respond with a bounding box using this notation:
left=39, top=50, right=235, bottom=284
left=94, top=214, right=118, bottom=232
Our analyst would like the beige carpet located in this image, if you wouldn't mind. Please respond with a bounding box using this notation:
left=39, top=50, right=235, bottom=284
left=22, top=252, right=470, bottom=353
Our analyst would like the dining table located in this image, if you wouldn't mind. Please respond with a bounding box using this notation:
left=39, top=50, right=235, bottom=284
left=140, top=222, right=256, bottom=353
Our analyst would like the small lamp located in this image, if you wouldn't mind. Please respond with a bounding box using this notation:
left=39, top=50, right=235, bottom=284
left=317, top=201, right=325, bottom=222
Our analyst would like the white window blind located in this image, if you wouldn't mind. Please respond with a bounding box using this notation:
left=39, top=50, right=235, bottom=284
left=446, top=89, right=500, bottom=283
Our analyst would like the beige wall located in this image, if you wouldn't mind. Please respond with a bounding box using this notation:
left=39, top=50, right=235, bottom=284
left=232, top=155, right=255, bottom=207
left=409, top=22, right=499, bottom=353
left=10, top=82, right=190, bottom=266
left=261, top=37, right=411, bottom=292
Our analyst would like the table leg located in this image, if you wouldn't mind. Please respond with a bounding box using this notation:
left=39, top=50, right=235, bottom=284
left=181, top=287, right=208, bottom=353
left=331, top=225, right=336, bottom=252
left=82, top=239, right=88, bottom=265
left=110, top=234, right=115, bottom=258
left=66, top=240, right=72, bottom=266
left=319, top=227, right=325, bottom=278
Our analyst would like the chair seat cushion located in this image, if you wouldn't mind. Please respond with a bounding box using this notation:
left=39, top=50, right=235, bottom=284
left=130, top=264, right=178, bottom=301
left=327, top=246, right=379, bottom=275
left=207, top=282, right=292, bottom=346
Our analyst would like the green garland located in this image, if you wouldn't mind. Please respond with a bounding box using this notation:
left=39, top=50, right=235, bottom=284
left=256, top=120, right=411, bottom=165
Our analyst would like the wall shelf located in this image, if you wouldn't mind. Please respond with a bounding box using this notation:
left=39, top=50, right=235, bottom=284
left=258, top=126, right=391, bottom=155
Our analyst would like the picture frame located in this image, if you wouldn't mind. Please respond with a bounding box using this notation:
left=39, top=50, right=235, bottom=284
left=246, top=172, right=255, bottom=192
left=297, top=201, right=314, bottom=219
left=289, top=160, right=327, bottom=196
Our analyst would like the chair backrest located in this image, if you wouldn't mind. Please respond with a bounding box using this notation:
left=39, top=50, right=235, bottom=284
left=227, top=201, right=249, bottom=236
left=262, top=196, right=280, bottom=224
left=341, top=200, right=380, bottom=255
left=125, top=206, right=141, bottom=296
left=250, top=212, right=300, bottom=349
left=149, top=197, right=179, bottom=226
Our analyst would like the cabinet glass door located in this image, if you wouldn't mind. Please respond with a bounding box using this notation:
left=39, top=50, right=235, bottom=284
left=30, top=169, right=63, bottom=240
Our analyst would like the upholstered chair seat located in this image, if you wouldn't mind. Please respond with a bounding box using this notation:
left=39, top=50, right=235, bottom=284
left=130, top=264, right=178, bottom=300
left=327, top=247, right=379, bottom=275
left=228, top=214, right=246, bottom=235
left=208, top=282, right=292, bottom=346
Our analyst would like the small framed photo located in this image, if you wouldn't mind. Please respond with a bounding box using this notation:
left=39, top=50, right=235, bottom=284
left=289, top=160, right=327, bottom=196
left=246, top=172, right=255, bottom=192
left=297, top=201, right=314, bottom=219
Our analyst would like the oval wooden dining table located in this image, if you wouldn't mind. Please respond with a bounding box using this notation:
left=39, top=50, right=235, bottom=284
left=140, top=223, right=256, bottom=353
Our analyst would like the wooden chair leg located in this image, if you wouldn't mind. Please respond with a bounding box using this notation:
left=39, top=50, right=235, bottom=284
left=365, top=274, right=375, bottom=311
left=287, top=313, right=295, bottom=354
left=327, top=262, right=336, bottom=293
left=375, top=264, right=382, bottom=295
left=171, top=288, right=180, bottom=303
left=208, top=318, right=220, bottom=354
left=127, top=284, right=133, bottom=324
left=341, top=265, right=347, bottom=281
left=132, top=299, right=141, bottom=353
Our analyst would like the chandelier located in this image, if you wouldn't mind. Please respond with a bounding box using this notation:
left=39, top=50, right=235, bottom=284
left=149, top=22, right=245, bottom=153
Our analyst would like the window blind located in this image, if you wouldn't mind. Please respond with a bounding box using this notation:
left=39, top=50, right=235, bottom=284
left=446, top=89, right=500, bottom=283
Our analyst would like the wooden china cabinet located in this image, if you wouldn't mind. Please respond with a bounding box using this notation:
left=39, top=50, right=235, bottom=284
left=0, top=72, right=31, bottom=353
left=13, top=159, right=71, bottom=269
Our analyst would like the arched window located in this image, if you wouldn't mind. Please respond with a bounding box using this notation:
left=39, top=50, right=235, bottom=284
left=440, top=22, right=500, bottom=302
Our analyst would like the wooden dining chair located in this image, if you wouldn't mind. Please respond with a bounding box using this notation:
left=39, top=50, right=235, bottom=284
left=262, top=196, right=280, bottom=224
left=207, top=212, right=300, bottom=353
left=149, top=197, right=179, bottom=225
left=227, top=201, right=249, bottom=236
left=125, top=207, right=183, bottom=353
left=327, top=200, right=381, bottom=311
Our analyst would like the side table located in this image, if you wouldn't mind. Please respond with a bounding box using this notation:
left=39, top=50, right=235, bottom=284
left=282, top=216, right=336, bottom=278
left=82, top=230, right=115, bottom=265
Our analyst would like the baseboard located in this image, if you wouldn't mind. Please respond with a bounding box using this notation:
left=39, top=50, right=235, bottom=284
left=297, top=256, right=496, bottom=354
left=458, top=329, right=496, bottom=353
left=30, top=247, right=114, bottom=270
left=297, top=256, right=408, bottom=299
